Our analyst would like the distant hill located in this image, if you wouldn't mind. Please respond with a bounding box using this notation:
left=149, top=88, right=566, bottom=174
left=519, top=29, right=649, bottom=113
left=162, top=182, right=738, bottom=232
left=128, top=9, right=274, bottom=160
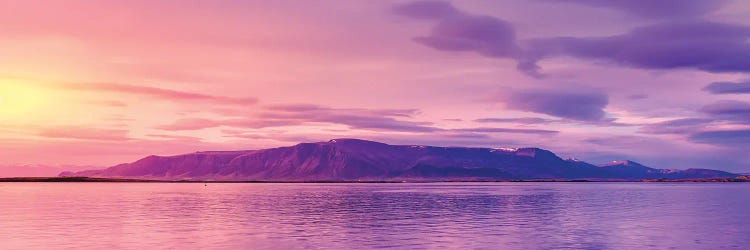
left=0, top=165, right=101, bottom=178
left=60, top=139, right=738, bottom=181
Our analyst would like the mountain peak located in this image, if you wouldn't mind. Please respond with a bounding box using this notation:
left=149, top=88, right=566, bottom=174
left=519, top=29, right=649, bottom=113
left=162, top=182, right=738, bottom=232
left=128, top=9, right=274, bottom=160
left=514, top=147, right=560, bottom=160
left=326, top=138, right=376, bottom=144
left=322, top=138, right=391, bottom=147
left=600, top=160, right=645, bottom=167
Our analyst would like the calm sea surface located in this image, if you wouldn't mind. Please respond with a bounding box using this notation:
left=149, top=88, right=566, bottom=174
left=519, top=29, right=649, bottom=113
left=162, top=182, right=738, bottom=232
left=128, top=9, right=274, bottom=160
left=0, top=182, right=748, bottom=249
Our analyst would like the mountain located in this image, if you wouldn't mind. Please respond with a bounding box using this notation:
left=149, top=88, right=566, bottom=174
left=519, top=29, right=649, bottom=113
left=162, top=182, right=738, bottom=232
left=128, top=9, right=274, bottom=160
left=60, top=139, right=738, bottom=181
left=0, top=165, right=101, bottom=178
left=595, top=160, right=738, bottom=179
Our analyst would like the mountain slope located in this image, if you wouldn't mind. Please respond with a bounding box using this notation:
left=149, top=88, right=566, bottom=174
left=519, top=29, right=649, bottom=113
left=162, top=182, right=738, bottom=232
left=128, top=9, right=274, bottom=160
left=60, top=139, right=738, bottom=181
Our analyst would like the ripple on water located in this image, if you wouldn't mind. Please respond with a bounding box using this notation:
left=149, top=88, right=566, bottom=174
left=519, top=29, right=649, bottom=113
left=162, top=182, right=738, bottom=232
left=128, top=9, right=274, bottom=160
left=0, top=182, right=748, bottom=249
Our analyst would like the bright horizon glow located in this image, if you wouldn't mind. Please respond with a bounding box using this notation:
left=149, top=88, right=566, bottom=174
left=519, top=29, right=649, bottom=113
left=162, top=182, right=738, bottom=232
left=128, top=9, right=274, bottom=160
left=0, top=82, right=55, bottom=121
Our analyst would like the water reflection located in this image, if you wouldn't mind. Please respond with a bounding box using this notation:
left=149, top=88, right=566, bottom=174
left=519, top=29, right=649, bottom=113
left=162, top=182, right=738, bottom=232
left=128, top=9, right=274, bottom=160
left=0, top=183, right=747, bottom=249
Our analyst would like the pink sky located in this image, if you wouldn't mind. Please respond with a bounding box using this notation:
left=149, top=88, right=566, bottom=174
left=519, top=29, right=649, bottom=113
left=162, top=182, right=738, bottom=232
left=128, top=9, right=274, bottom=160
left=1, top=0, right=749, bottom=172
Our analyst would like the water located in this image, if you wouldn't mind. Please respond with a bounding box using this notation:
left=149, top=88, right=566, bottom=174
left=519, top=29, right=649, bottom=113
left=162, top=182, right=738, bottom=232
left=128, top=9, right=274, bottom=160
left=0, top=182, right=748, bottom=249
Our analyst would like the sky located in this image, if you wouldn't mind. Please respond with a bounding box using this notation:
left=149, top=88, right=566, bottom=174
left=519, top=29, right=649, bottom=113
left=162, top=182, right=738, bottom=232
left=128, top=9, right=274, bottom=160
left=0, top=0, right=749, bottom=172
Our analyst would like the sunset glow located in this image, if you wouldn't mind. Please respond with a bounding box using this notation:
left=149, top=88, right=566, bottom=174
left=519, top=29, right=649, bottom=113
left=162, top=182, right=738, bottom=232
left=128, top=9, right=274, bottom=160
left=0, top=0, right=749, bottom=173
left=0, top=81, right=54, bottom=121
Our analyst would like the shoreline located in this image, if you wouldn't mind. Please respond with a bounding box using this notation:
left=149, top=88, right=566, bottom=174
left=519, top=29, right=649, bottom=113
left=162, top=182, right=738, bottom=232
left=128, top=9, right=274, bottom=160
left=1, top=176, right=748, bottom=183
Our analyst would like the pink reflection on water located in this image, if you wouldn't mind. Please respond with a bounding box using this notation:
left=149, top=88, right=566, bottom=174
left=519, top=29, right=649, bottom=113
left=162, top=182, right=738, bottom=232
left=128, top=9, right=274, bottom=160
left=0, top=183, right=748, bottom=249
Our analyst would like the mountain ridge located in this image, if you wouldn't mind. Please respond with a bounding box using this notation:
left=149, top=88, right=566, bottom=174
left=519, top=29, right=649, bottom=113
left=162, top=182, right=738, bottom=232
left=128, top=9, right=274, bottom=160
left=60, top=138, right=738, bottom=181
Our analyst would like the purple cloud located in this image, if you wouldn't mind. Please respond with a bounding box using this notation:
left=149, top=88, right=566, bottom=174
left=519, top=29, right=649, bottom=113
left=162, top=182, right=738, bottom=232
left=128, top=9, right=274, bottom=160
left=527, top=21, right=750, bottom=74
left=701, top=100, right=750, bottom=119
left=312, top=114, right=436, bottom=132
left=453, top=127, right=559, bottom=135
left=397, top=1, right=750, bottom=76
left=413, top=15, right=518, bottom=57
left=393, top=1, right=531, bottom=74
left=627, top=94, right=648, bottom=100
left=703, top=80, right=750, bottom=94
left=638, top=118, right=712, bottom=134
left=501, top=89, right=609, bottom=121
left=693, top=100, right=750, bottom=127
left=689, top=129, right=750, bottom=146
left=548, top=0, right=727, bottom=19
left=474, top=117, right=556, bottom=124
left=392, top=0, right=461, bottom=19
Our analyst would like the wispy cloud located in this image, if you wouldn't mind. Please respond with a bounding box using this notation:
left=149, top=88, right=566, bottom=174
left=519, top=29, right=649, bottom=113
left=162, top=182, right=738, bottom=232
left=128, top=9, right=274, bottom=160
left=700, top=100, right=750, bottom=124
left=689, top=129, right=750, bottom=147
left=453, top=127, right=559, bottom=135
left=156, top=104, right=434, bottom=132
left=474, top=117, right=556, bottom=124
left=158, top=103, right=562, bottom=136
left=57, top=83, right=258, bottom=106
left=156, top=118, right=298, bottom=131
left=547, top=0, right=726, bottom=19
left=37, top=126, right=131, bottom=141
left=83, top=100, right=129, bottom=107
left=638, top=118, right=713, bottom=135
left=703, top=80, right=750, bottom=94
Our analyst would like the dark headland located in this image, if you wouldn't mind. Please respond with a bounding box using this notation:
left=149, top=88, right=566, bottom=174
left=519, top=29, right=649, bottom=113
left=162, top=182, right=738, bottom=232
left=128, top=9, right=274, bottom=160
left=36, top=138, right=745, bottom=182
